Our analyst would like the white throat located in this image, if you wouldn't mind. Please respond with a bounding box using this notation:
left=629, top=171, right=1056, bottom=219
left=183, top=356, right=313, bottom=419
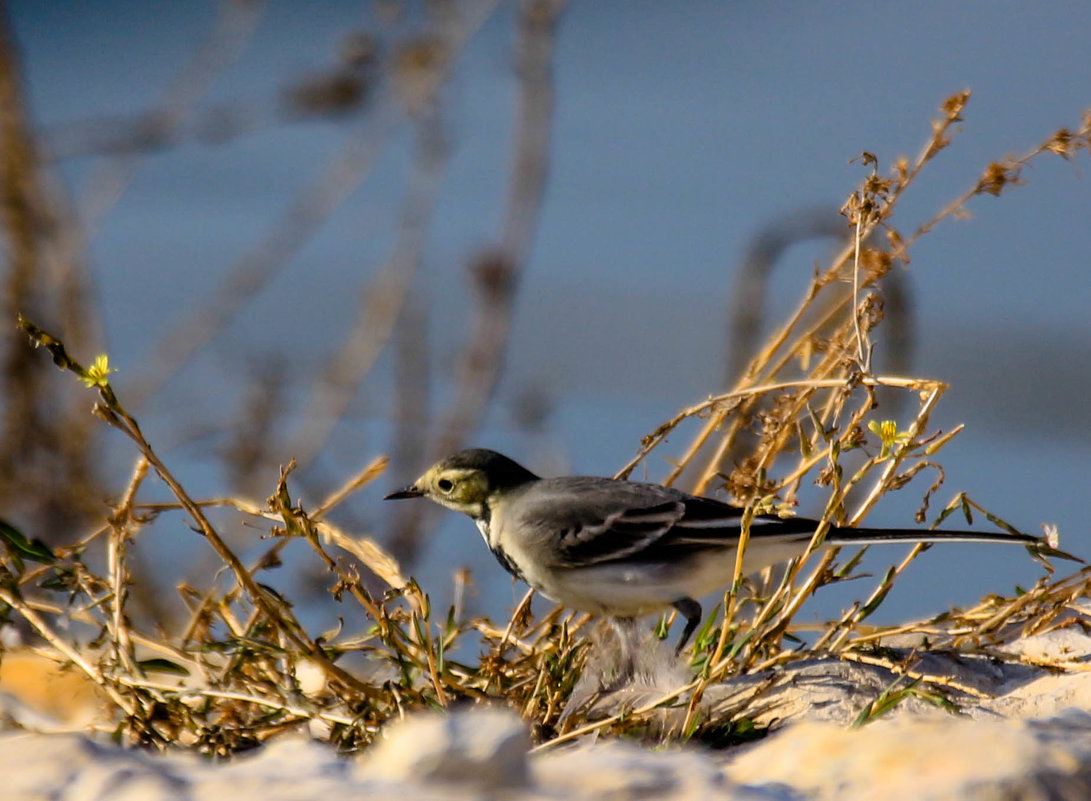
left=474, top=517, right=492, bottom=547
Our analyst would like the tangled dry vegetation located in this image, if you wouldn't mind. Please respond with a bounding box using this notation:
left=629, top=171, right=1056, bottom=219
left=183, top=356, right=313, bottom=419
left=2, top=95, right=1089, bottom=755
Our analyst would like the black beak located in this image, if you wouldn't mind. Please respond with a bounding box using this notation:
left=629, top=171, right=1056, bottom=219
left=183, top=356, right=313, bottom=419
left=384, top=485, right=424, bottom=500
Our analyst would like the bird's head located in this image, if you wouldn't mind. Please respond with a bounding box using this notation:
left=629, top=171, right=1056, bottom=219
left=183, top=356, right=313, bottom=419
left=383, top=448, right=539, bottom=518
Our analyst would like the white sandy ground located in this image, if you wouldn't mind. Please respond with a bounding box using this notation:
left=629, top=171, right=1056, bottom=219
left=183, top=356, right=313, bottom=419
left=4, top=624, right=1091, bottom=800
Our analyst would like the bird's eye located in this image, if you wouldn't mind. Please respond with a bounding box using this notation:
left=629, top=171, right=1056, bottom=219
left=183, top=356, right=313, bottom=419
left=437, top=478, right=454, bottom=493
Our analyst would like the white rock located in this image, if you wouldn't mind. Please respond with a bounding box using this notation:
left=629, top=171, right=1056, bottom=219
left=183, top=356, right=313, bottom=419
left=359, top=705, right=531, bottom=790
left=725, top=708, right=1091, bottom=800
left=1, top=732, right=185, bottom=801
left=536, top=740, right=780, bottom=800
left=191, top=736, right=356, bottom=801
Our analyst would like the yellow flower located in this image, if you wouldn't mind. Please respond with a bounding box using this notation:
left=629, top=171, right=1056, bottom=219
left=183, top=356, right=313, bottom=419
left=867, top=419, right=910, bottom=459
left=79, top=354, right=117, bottom=388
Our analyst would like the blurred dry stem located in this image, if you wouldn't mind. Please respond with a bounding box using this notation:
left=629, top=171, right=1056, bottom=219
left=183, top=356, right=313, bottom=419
left=391, top=0, right=565, bottom=563
left=283, top=106, right=449, bottom=471
left=75, top=0, right=267, bottom=238
left=124, top=0, right=500, bottom=409
left=0, top=1, right=102, bottom=542
left=432, top=0, right=565, bottom=457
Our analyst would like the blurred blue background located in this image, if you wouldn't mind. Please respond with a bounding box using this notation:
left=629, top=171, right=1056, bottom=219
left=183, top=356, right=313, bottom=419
left=8, top=0, right=1090, bottom=630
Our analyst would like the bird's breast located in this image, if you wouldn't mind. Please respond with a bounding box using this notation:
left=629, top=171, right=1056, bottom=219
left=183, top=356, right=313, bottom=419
left=473, top=517, right=524, bottom=580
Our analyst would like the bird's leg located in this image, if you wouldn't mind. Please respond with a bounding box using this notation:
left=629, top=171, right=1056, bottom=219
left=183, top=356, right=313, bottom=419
left=672, top=598, right=702, bottom=654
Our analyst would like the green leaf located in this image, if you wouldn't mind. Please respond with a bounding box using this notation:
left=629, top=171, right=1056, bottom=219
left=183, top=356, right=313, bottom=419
left=39, top=566, right=78, bottom=591
left=852, top=677, right=922, bottom=727
left=137, top=658, right=191, bottom=676
left=858, top=566, right=897, bottom=620
left=0, top=519, right=56, bottom=564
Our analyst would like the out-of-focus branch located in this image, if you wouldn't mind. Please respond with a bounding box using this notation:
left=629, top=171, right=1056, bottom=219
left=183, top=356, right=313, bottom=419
left=727, top=210, right=845, bottom=386
left=77, top=0, right=267, bottom=238
left=389, top=0, right=565, bottom=566
left=284, top=107, right=449, bottom=469
left=31, top=3, right=269, bottom=467
left=123, top=101, right=402, bottom=408
left=126, top=0, right=501, bottom=409
left=727, top=208, right=913, bottom=388
left=431, top=0, right=565, bottom=459
left=222, top=3, right=500, bottom=492
left=389, top=292, right=429, bottom=512
left=0, top=3, right=44, bottom=477
left=0, top=1, right=100, bottom=538
left=41, top=32, right=377, bottom=162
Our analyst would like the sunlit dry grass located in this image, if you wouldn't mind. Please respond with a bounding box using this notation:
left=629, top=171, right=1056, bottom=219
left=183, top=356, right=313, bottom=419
left=2, top=95, right=1089, bottom=753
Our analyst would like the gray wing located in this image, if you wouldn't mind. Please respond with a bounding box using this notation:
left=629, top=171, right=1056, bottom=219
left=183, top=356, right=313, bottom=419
left=528, top=477, right=818, bottom=568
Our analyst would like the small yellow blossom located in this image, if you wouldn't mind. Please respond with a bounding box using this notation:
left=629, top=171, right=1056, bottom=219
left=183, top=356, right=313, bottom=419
left=79, top=354, right=117, bottom=388
left=868, top=419, right=910, bottom=460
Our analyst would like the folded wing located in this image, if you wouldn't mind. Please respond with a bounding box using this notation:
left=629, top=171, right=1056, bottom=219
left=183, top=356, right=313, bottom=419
left=551, top=484, right=819, bottom=568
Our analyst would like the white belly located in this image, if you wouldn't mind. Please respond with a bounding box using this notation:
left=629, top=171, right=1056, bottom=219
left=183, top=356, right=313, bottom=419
left=534, top=539, right=815, bottom=616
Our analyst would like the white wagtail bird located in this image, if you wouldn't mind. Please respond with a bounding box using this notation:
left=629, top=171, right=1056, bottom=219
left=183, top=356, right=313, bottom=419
left=385, top=448, right=1043, bottom=652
